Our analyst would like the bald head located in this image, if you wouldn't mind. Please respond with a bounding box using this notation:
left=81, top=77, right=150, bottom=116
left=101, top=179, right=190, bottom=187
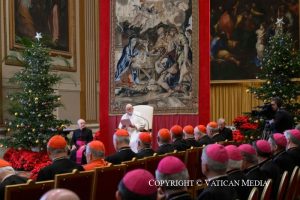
left=40, top=189, right=80, bottom=200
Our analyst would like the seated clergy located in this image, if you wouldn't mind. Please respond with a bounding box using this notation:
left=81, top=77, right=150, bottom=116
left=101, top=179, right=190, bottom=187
left=155, top=156, right=192, bottom=200
left=225, top=145, right=249, bottom=200
left=238, top=144, right=267, bottom=195
left=284, top=129, right=300, bottom=167
left=269, top=133, right=294, bottom=174
left=116, top=169, right=157, bottom=200
left=198, top=144, right=237, bottom=200
left=105, top=129, right=136, bottom=165
left=0, top=159, right=27, bottom=200
left=183, top=125, right=200, bottom=147
left=70, top=119, right=93, bottom=165
left=170, top=125, right=189, bottom=151
left=156, top=128, right=175, bottom=155
left=194, top=125, right=213, bottom=146
left=253, top=140, right=281, bottom=199
left=83, top=140, right=110, bottom=171
left=218, top=118, right=233, bottom=141
left=207, top=122, right=226, bottom=143
left=37, top=135, right=83, bottom=181
left=136, top=132, right=155, bottom=159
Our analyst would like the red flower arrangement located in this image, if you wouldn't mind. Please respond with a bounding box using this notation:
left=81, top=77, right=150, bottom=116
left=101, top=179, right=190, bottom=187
left=3, top=148, right=51, bottom=179
left=233, top=115, right=260, bottom=141
left=232, top=130, right=245, bottom=142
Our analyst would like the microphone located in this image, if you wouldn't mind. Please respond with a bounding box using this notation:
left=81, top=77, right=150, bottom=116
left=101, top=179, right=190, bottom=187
left=132, top=112, right=151, bottom=132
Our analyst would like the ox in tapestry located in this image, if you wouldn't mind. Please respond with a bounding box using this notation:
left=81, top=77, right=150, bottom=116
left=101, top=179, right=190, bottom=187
left=110, top=0, right=199, bottom=114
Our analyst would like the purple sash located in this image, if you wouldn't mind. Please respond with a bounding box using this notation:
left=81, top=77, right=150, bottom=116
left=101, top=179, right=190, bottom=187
left=76, top=140, right=86, bottom=164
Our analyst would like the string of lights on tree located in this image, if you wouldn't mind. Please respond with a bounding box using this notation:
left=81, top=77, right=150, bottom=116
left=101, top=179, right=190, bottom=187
left=1, top=33, right=70, bottom=150
left=248, top=18, right=300, bottom=124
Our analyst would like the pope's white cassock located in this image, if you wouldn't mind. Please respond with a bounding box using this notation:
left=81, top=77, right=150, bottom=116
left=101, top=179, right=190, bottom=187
left=118, top=111, right=146, bottom=153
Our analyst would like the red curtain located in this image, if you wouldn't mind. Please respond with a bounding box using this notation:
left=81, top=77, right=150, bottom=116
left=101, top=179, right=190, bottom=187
left=99, top=0, right=210, bottom=154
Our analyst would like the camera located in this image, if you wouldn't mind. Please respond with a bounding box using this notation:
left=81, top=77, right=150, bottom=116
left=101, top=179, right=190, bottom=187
left=252, top=103, right=275, bottom=120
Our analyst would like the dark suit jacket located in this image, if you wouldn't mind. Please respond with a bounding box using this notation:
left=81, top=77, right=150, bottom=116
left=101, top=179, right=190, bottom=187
left=197, top=175, right=238, bottom=200
left=286, top=147, right=300, bottom=168
left=136, top=148, right=155, bottom=159
left=37, top=158, right=84, bottom=181
left=173, top=138, right=189, bottom=151
left=219, top=127, right=233, bottom=140
left=156, top=144, right=175, bottom=155
left=212, top=133, right=226, bottom=143
left=0, top=175, right=28, bottom=200
left=273, top=150, right=295, bottom=174
left=71, top=128, right=93, bottom=147
left=273, top=109, right=294, bottom=133
left=198, top=135, right=214, bottom=146
left=185, top=138, right=200, bottom=148
left=105, top=147, right=136, bottom=165
left=259, top=159, right=281, bottom=199
left=245, top=165, right=268, bottom=195
left=227, top=169, right=250, bottom=200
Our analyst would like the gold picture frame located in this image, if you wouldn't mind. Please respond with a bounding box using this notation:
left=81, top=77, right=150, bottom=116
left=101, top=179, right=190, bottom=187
left=4, top=0, right=76, bottom=71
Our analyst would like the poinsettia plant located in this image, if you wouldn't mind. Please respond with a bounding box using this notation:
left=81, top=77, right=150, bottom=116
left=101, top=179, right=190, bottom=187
left=233, top=115, right=261, bottom=142
left=3, top=148, right=51, bottom=178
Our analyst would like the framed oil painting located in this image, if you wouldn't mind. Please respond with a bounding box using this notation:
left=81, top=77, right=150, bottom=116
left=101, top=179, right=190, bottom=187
left=5, top=0, right=76, bottom=71
left=109, top=0, right=199, bottom=114
left=210, top=0, right=299, bottom=81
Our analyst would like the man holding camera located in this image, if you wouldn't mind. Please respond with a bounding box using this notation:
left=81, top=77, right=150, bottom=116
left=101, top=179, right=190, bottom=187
left=270, top=97, right=294, bottom=133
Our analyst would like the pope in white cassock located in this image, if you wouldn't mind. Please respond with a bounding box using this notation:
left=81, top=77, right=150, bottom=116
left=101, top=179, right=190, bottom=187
left=118, top=104, right=146, bottom=153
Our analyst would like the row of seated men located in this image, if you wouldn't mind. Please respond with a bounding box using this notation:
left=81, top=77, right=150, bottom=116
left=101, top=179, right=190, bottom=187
left=0, top=126, right=299, bottom=200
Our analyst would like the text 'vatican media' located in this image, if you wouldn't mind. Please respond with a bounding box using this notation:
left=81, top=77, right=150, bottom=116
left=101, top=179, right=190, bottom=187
left=148, top=179, right=268, bottom=187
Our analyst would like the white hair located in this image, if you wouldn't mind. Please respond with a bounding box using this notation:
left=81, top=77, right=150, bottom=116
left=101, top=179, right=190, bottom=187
left=217, top=118, right=225, bottom=124
left=77, top=119, right=85, bottom=125
left=155, top=169, right=189, bottom=190
left=284, top=130, right=300, bottom=146
left=86, top=145, right=104, bottom=159
left=113, top=134, right=130, bottom=144
left=125, top=104, right=133, bottom=109
left=227, top=159, right=242, bottom=171
left=0, top=166, right=15, bottom=174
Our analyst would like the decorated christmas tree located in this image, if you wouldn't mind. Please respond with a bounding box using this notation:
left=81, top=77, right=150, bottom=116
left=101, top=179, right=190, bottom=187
left=249, top=18, right=300, bottom=124
left=1, top=33, right=70, bottom=150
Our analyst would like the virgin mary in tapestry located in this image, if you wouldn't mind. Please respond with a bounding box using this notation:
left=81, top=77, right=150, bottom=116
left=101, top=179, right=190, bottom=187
left=110, top=0, right=199, bottom=114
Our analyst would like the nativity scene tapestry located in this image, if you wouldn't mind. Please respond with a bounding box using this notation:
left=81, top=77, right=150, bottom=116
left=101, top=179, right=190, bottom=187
left=109, top=0, right=199, bottom=114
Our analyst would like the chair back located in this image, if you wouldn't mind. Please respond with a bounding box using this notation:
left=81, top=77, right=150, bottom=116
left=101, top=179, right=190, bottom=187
left=5, top=179, right=54, bottom=200
left=248, top=187, right=259, bottom=200
left=54, top=169, right=94, bottom=200
left=93, top=164, right=126, bottom=200
left=122, top=158, right=146, bottom=172
left=219, top=140, right=236, bottom=146
left=185, top=147, right=200, bottom=180
left=295, top=168, right=300, bottom=200
left=196, top=147, right=206, bottom=180
left=133, top=105, right=154, bottom=130
left=284, top=166, right=299, bottom=200
left=145, top=154, right=165, bottom=176
left=277, top=171, right=288, bottom=200
left=171, top=150, right=186, bottom=163
left=261, top=179, right=272, bottom=200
